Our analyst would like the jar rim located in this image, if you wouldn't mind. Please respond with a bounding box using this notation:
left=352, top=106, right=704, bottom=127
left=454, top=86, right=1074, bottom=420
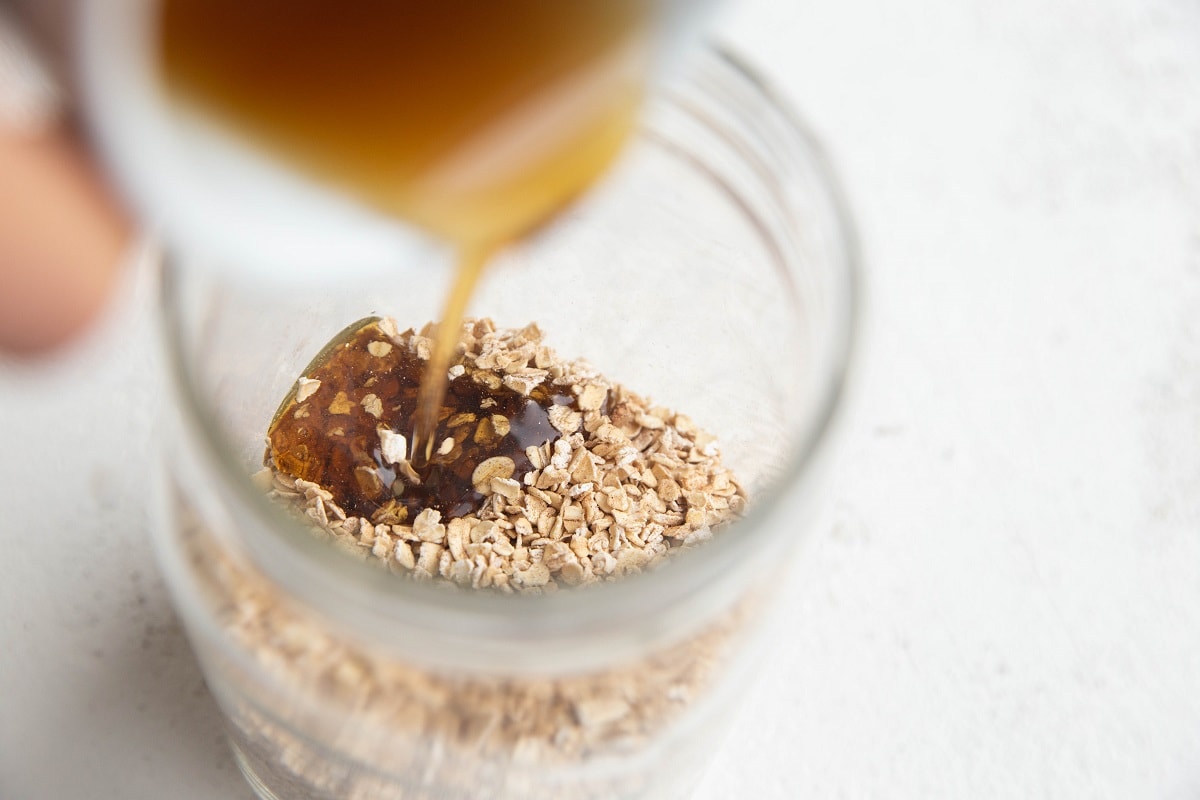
left=159, top=43, right=862, bottom=669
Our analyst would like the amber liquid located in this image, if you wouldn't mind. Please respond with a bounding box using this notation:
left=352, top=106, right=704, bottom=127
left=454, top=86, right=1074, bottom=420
left=160, top=0, right=650, bottom=459
left=267, top=318, right=595, bottom=522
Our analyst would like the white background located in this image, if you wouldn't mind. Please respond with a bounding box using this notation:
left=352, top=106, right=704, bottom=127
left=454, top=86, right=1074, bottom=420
left=4, top=0, right=1200, bottom=797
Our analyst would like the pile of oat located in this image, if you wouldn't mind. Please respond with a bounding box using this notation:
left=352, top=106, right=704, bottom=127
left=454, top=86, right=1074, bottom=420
left=193, top=517, right=747, bottom=768
left=177, top=486, right=753, bottom=797
left=181, top=318, right=758, bottom=798
left=259, top=317, right=746, bottom=592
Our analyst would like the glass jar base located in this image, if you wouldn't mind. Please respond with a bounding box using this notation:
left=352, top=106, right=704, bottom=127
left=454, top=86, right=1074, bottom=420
left=230, top=739, right=286, bottom=800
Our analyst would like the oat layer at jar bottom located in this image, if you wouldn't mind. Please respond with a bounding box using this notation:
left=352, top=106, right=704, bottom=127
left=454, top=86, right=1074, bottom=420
left=261, top=316, right=747, bottom=592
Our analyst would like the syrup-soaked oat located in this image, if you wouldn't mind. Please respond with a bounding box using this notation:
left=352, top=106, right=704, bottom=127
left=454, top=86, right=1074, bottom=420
left=267, top=318, right=592, bottom=521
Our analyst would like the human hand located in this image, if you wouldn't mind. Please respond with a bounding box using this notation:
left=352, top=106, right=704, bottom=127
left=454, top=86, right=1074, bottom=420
left=0, top=6, right=130, bottom=356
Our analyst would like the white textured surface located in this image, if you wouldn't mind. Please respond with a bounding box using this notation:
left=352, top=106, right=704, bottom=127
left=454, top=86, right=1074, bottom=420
left=5, top=0, right=1200, bottom=797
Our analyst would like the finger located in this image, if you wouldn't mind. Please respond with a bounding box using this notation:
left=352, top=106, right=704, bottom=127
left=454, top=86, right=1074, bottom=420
left=0, top=126, right=131, bottom=355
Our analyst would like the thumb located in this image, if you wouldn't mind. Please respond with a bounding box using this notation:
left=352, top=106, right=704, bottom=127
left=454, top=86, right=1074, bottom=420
left=0, top=126, right=131, bottom=356
left=0, top=5, right=131, bottom=357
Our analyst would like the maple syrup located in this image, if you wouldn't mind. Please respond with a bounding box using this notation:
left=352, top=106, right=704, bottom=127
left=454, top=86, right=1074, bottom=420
left=266, top=318, right=594, bottom=521
left=160, top=0, right=652, bottom=461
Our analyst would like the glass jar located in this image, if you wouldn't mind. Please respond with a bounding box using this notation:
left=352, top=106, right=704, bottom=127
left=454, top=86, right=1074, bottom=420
left=151, top=45, right=858, bottom=800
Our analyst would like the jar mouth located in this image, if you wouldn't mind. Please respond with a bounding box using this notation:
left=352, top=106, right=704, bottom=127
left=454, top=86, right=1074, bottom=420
left=159, top=43, right=861, bottom=668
